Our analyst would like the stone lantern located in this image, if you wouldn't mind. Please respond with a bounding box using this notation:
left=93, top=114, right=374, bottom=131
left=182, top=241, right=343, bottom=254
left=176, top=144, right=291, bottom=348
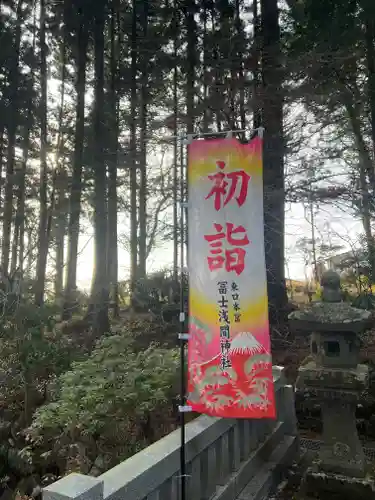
left=289, top=270, right=374, bottom=497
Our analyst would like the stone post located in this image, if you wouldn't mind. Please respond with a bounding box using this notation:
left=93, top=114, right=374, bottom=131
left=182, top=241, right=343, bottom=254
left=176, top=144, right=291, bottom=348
left=279, top=384, right=299, bottom=437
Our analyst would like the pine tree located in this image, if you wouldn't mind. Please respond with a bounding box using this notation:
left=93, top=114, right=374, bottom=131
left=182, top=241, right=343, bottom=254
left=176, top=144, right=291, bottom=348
left=261, top=0, right=288, bottom=319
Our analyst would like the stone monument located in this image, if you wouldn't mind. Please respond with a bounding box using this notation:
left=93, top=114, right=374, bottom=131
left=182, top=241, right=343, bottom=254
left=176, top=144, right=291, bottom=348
left=289, top=270, right=375, bottom=498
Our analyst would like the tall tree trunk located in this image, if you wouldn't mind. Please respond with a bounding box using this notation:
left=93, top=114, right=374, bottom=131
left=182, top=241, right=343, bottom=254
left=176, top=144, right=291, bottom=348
left=54, top=36, right=67, bottom=305
left=0, top=125, right=4, bottom=218
left=34, top=0, right=49, bottom=305
left=107, top=0, right=119, bottom=316
left=54, top=172, right=67, bottom=303
left=359, top=168, right=375, bottom=287
left=2, top=134, right=17, bottom=274
left=17, top=0, right=37, bottom=279
left=364, top=9, right=375, bottom=188
left=211, top=7, right=222, bottom=131
left=221, top=1, right=236, bottom=130
left=138, top=0, right=148, bottom=279
left=130, top=0, right=138, bottom=306
left=26, top=228, right=33, bottom=278
left=261, top=0, right=288, bottom=322
left=63, top=16, right=88, bottom=319
left=11, top=110, right=31, bottom=276
left=345, top=99, right=375, bottom=283
left=184, top=0, right=195, bottom=294
left=202, top=3, right=209, bottom=132
left=19, top=211, right=25, bottom=276
left=89, top=2, right=110, bottom=334
left=235, top=0, right=246, bottom=133
left=253, top=0, right=262, bottom=129
left=172, top=2, right=179, bottom=282
left=185, top=0, right=196, bottom=134
left=0, top=0, right=5, bottom=213
left=2, top=0, right=23, bottom=274
left=309, top=198, right=318, bottom=283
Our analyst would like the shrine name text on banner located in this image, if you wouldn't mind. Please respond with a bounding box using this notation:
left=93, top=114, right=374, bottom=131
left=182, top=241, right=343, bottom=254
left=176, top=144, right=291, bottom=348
left=187, top=136, right=276, bottom=419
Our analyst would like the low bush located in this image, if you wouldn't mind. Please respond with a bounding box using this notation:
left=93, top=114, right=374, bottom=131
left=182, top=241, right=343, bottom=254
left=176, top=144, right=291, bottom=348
left=31, top=332, right=180, bottom=472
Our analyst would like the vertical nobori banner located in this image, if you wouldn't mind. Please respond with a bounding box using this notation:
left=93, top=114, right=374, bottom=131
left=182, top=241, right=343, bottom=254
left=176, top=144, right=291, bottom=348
left=187, top=136, right=275, bottom=418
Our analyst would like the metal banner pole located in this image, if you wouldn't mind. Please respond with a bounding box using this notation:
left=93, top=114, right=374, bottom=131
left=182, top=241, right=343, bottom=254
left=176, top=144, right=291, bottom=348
left=178, top=136, right=191, bottom=500
left=179, top=136, right=186, bottom=500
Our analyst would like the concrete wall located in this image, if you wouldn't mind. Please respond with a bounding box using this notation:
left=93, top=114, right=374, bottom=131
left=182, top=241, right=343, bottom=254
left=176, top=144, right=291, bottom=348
left=43, top=366, right=298, bottom=500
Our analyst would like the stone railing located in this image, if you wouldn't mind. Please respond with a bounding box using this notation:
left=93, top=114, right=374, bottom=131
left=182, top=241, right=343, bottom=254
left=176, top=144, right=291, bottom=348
left=43, top=366, right=298, bottom=500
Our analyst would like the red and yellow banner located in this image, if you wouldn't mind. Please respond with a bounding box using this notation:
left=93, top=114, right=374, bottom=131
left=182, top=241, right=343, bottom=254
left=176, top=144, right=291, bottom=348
left=187, top=136, right=275, bottom=419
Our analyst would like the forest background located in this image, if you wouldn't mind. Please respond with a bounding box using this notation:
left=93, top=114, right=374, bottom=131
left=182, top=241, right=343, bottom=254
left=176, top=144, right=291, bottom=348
left=0, top=0, right=374, bottom=497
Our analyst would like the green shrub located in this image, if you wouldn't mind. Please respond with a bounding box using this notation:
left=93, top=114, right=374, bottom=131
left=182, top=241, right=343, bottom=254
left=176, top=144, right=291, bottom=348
left=0, top=300, right=180, bottom=476
left=31, top=333, right=180, bottom=467
left=0, top=302, right=73, bottom=424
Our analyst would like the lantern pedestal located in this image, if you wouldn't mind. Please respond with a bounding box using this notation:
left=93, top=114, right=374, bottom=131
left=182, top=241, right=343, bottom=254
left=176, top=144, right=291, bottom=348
left=298, top=361, right=368, bottom=477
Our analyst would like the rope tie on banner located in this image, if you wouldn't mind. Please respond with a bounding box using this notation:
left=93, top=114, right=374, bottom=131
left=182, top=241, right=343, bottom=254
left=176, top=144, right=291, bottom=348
left=178, top=333, right=190, bottom=340
left=178, top=405, right=193, bottom=412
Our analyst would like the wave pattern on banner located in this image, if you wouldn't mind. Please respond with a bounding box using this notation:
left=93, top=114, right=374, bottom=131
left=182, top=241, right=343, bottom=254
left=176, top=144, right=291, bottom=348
left=187, top=136, right=276, bottom=419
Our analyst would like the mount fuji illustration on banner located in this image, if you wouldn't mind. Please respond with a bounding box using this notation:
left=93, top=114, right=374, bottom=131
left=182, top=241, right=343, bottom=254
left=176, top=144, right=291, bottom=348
left=187, top=136, right=275, bottom=419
